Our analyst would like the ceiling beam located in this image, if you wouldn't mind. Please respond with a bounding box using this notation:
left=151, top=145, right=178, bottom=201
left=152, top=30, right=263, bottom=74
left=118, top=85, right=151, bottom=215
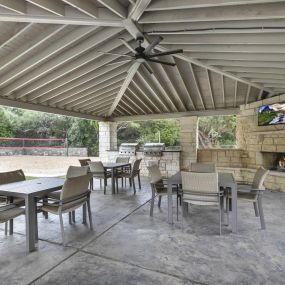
left=139, top=2, right=285, bottom=23
left=97, top=0, right=127, bottom=18
left=129, top=0, right=152, bottom=21
left=111, top=108, right=240, bottom=121
left=0, top=0, right=26, bottom=14
left=3, top=27, right=122, bottom=94
left=0, top=97, right=104, bottom=121
left=54, top=73, right=126, bottom=107
left=0, top=10, right=123, bottom=26
left=189, top=63, right=205, bottom=110
left=1, top=26, right=96, bottom=89
left=61, top=0, right=98, bottom=18
left=245, top=85, right=251, bottom=104
left=107, top=62, right=141, bottom=116
left=146, top=0, right=283, bottom=10
left=125, top=88, right=152, bottom=114
left=26, top=0, right=65, bottom=16
left=162, top=44, right=285, bottom=54
left=129, top=80, right=160, bottom=113
left=0, top=24, right=65, bottom=74
left=237, top=73, right=285, bottom=80
left=221, top=74, right=225, bottom=107
left=185, top=52, right=285, bottom=62
left=28, top=60, right=129, bottom=102
left=14, top=35, right=131, bottom=98
left=205, top=69, right=215, bottom=109
left=222, top=66, right=285, bottom=74
left=156, top=33, right=285, bottom=45
left=234, top=80, right=238, bottom=107
left=136, top=69, right=171, bottom=112
left=62, top=76, right=125, bottom=110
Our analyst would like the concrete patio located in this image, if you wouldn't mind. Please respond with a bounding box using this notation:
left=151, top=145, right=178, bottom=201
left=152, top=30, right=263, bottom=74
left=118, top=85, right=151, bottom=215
left=1, top=177, right=285, bottom=285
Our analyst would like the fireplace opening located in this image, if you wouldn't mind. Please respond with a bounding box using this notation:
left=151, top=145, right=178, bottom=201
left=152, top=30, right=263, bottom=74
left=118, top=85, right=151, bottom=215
left=275, top=153, right=285, bottom=172
left=261, top=152, right=285, bottom=172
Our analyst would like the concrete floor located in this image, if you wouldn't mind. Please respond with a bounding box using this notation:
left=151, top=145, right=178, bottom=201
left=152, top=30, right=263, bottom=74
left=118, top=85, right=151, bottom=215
left=1, top=177, right=285, bottom=285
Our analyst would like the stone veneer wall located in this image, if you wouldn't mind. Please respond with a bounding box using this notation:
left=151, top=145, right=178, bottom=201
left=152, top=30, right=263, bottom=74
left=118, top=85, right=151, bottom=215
left=180, top=116, right=198, bottom=169
left=104, top=151, right=180, bottom=177
left=99, top=121, right=117, bottom=162
left=197, top=149, right=245, bottom=168
left=236, top=94, right=285, bottom=191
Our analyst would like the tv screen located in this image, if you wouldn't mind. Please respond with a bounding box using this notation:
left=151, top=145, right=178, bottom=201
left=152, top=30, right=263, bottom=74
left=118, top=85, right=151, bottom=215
left=258, top=103, right=285, bottom=126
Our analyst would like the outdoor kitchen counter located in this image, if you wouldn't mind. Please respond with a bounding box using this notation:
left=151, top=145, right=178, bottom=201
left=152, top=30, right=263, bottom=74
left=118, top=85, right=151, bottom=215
left=104, top=149, right=181, bottom=177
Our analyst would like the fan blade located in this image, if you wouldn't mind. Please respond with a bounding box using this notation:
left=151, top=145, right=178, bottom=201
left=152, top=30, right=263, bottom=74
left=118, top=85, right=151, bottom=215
left=146, top=58, right=176, bottom=66
left=106, top=60, right=133, bottom=66
left=119, top=38, right=136, bottom=53
left=148, top=49, right=183, bottom=58
left=145, top=36, right=163, bottom=55
left=97, top=51, right=133, bottom=58
left=142, top=62, right=153, bottom=74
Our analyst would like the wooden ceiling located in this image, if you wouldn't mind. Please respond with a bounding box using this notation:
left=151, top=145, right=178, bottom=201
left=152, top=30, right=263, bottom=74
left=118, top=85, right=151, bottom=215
left=0, top=0, right=284, bottom=121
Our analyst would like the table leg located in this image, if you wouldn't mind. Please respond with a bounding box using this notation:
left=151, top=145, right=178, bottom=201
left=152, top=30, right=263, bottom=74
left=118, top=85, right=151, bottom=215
left=25, top=195, right=37, bottom=252
left=167, top=182, right=173, bottom=224
left=231, top=182, right=238, bottom=233
left=111, top=168, right=115, bottom=194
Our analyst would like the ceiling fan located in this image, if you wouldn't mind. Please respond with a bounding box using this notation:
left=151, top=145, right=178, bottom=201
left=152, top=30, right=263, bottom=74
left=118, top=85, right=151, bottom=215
left=97, top=36, right=183, bottom=71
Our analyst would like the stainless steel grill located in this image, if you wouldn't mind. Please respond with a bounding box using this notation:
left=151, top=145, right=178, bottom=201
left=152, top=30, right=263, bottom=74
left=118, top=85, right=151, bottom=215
left=119, top=143, right=139, bottom=156
left=143, top=143, right=165, bottom=157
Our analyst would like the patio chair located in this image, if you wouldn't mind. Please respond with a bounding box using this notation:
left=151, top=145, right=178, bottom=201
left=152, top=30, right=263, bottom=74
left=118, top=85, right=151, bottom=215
left=47, top=166, right=89, bottom=223
left=227, top=167, right=269, bottom=229
left=79, top=159, right=91, bottom=167
left=41, top=174, right=93, bottom=246
left=0, top=169, right=26, bottom=234
left=147, top=164, right=181, bottom=219
left=0, top=204, right=25, bottom=235
left=190, top=163, right=216, bottom=173
left=181, top=171, right=224, bottom=235
left=116, top=159, right=142, bottom=194
left=88, top=161, right=111, bottom=194
left=115, top=156, right=130, bottom=187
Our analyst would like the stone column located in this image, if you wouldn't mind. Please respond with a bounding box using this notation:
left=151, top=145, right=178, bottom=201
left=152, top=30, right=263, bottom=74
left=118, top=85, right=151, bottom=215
left=98, top=122, right=117, bottom=162
left=179, top=116, right=198, bottom=170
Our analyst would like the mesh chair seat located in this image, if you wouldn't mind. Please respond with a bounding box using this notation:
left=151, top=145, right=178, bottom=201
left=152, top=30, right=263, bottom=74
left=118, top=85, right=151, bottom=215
left=0, top=205, right=25, bottom=223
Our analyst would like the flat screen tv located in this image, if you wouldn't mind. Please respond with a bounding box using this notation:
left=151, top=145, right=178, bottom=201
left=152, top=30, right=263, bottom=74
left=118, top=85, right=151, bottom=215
left=258, top=103, right=285, bottom=126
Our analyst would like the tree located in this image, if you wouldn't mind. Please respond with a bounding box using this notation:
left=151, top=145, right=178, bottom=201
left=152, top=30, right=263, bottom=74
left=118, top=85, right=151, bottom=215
left=198, top=115, right=236, bottom=148
left=0, top=107, right=14, bottom=138
left=68, top=119, right=99, bottom=156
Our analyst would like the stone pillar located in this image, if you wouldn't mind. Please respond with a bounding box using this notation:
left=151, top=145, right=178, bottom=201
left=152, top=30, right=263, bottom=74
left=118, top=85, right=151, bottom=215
left=99, top=122, right=117, bottom=162
left=179, top=116, right=198, bottom=170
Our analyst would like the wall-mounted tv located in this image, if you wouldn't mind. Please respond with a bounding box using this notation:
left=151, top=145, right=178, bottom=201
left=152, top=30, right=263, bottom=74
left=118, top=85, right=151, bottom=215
left=258, top=103, right=285, bottom=126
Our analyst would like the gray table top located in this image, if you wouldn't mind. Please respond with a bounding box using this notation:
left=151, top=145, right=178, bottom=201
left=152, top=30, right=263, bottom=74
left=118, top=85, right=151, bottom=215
left=0, top=177, right=64, bottom=198
left=168, top=171, right=235, bottom=187
left=103, top=162, right=131, bottom=169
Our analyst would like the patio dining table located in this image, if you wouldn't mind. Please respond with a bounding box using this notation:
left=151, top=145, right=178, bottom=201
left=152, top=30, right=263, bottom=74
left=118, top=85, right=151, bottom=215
left=0, top=177, right=64, bottom=252
left=103, top=162, right=131, bottom=194
left=167, top=172, right=238, bottom=233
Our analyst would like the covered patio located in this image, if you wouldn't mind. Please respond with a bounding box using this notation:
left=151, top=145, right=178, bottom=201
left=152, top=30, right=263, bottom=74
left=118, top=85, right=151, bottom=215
left=1, top=0, right=285, bottom=284
left=1, top=178, right=285, bottom=285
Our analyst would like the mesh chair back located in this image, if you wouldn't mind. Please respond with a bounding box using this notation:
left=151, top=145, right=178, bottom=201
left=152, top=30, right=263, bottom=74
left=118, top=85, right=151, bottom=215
left=147, top=164, right=162, bottom=184
left=88, top=161, right=105, bottom=173
left=61, top=175, right=90, bottom=200
left=66, top=166, right=88, bottom=178
left=181, top=171, right=218, bottom=193
left=133, top=159, right=142, bottom=172
left=79, top=159, right=91, bottom=167
left=190, top=163, right=216, bottom=173
left=252, top=167, right=269, bottom=190
left=0, top=169, right=25, bottom=185
left=116, top=157, right=130, bottom=163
